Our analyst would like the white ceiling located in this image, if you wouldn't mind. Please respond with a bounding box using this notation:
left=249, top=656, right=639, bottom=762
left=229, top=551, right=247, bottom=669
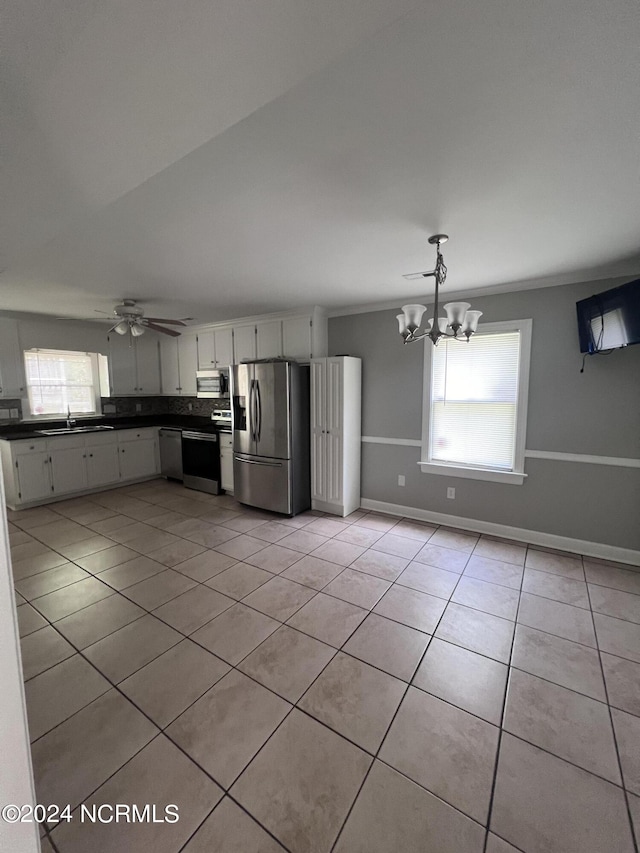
left=1, top=0, right=639, bottom=323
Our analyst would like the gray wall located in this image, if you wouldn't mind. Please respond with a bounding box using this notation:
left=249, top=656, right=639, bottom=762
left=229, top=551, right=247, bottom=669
left=329, top=278, right=640, bottom=551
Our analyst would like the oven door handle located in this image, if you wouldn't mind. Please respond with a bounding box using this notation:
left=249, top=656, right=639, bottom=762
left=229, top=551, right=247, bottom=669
left=182, top=431, right=218, bottom=442
left=234, top=456, right=282, bottom=468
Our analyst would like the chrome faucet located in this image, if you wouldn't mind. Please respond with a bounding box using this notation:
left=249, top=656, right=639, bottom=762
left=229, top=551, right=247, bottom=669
left=66, top=406, right=76, bottom=429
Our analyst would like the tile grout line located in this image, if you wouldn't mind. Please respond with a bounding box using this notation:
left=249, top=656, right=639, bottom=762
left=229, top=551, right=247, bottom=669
left=584, top=565, right=639, bottom=853
left=329, top=549, right=472, bottom=852
left=480, top=538, right=526, bottom=853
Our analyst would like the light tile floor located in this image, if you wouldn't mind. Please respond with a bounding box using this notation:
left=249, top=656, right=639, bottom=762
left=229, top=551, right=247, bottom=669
left=6, top=479, right=640, bottom=853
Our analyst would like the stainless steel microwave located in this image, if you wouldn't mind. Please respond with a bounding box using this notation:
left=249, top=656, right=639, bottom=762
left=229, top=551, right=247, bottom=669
left=196, top=368, right=229, bottom=398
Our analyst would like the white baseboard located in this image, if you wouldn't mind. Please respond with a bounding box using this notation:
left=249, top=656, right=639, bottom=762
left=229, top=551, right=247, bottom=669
left=360, top=498, right=640, bottom=567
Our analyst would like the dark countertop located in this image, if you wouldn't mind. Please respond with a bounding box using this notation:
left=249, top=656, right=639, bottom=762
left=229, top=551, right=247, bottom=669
left=0, top=414, right=221, bottom=441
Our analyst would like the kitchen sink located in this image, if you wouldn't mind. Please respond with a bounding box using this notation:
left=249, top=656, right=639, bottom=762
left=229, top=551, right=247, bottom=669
left=37, top=425, right=115, bottom=435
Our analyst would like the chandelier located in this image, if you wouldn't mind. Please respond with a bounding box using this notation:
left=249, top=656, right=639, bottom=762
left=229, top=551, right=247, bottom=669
left=397, top=234, right=482, bottom=345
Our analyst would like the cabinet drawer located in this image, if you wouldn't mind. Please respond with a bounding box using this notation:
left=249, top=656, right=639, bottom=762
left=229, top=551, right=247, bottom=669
left=12, top=439, right=48, bottom=455
left=85, top=431, right=119, bottom=447
left=118, top=427, right=157, bottom=443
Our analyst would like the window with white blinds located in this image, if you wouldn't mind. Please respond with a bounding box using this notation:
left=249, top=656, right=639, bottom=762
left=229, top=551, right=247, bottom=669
left=421, top=319, right=532, bottom=483
left=25, top=350, right=99, bottom=417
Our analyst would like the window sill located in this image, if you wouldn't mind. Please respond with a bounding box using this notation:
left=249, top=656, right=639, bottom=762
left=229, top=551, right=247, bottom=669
left=418, top=461, right=527, bottom=485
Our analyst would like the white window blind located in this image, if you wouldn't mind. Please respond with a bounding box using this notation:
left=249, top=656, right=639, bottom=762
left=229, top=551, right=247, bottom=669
left=430, top=331, right=521, bottom=470
left=25, top=350, right=97, bottom=416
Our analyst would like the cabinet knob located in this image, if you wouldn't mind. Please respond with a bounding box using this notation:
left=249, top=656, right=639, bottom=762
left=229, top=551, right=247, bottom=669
left=90, top=453, right=93, bottom=458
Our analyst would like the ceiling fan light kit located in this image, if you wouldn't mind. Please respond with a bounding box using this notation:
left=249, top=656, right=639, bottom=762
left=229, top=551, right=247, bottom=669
left=397, top=235, right=482, bottom=345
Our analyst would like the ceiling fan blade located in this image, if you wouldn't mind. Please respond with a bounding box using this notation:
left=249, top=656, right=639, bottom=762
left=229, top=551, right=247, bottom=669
left=55, top=316, right=111, bottom=321
left=143, top=317, right=187, bottom=326
left=144, top=321, right=181, bottom=337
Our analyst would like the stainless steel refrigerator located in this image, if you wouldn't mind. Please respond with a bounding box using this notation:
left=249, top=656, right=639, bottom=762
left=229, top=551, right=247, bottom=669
left=232, top=360, right=310, bottom=516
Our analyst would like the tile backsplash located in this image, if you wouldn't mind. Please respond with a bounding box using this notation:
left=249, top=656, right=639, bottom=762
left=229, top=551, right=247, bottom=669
left=0, top=399, right=23, bottom=424
left=100, top=396, right=229, bottom=418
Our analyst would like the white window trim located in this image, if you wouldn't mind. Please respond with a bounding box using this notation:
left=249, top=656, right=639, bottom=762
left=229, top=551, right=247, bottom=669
left=418, top=318, right=533, bottom=485
left=22, top=350, right=103, bottom=421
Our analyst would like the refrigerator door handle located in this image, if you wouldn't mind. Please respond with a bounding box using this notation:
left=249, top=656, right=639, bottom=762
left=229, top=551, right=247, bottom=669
left=248, top=380, right=255, bottom=442
left=234, top=456, right=283, bottom=468
left=256, top=380, right=262, bottom=442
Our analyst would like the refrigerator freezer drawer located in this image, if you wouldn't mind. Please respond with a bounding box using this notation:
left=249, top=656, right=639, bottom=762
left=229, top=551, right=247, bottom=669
left=233, top=453, right=292, bottom=515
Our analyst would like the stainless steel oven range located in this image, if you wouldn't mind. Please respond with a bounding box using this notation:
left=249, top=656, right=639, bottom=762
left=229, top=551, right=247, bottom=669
left=181, top=430, right=221, bottom=494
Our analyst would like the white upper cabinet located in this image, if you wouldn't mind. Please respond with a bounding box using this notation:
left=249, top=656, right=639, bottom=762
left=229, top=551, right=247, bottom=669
left=256, top=320, right=283, bottom=359
left=177, top=335, right=198, bottom=395
left=108, top=335, right=137, bottom=395
left=233, top=325, right=257, bottom=364
left=160, top=334, right=197, bottom=395
left=214, top=327, right=234, bottom=367
left=108, top=335, right=160, bottom=395
left=283, top=316, right=313, bottom=361
left=197, top=330, right=216, bottom=368
left=160, top=337, right=181, bottom=395
left=0, top=317, right=26, bottom=398
left=135, top=336, right=161, bottom=394
left=197, top=327, right=234, bottom=369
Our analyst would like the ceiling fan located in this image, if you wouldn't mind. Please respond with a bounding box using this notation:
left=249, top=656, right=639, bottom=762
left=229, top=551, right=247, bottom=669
left=57, top=299, right=191, bottom=337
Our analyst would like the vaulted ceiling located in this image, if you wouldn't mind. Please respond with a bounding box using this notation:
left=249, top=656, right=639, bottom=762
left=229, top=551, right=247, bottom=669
left=1, top=0, right=639, bottom=323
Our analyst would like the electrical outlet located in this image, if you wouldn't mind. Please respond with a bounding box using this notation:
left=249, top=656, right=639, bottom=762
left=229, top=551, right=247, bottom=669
left=398, top=474, right=405, bottom=487
left=188, top=402, right=193, bottom=412
left=447, top=487, right=456, bottom=499
left=10, top=409, right=19, bottom=419
left=135, top=403, right=142, bottom=413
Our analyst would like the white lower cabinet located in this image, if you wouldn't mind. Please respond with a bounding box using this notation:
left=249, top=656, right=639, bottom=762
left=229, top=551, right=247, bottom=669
left=0, top=427, right=160, bottom=509
left=118, top=429, right=159, bottom=481
left=219, top=434, right=233, bottom=493
left=15, top=451, right=52, bottom=504
left=50, top=444, right=88, bottom=496
left=310, top=357, right=361, bottom=517
left=86, top=443, right=121, bottom=488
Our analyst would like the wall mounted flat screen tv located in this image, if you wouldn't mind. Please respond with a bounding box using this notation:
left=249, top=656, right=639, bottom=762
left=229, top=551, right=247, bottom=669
left=576, top=278, right=640, bottom=354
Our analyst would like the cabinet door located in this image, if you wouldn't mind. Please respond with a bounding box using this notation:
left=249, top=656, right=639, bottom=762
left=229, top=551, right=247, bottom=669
left=256, top=321, right=282, bottom=359
left=233, top=325, right=256, bottom=364
left=86, top=444, right=121, bottom=487
left=50, top=447, right=88, bottom=495
left=214, top=328, right=233, bottom=368
left=310, top=360, right=326, bottom=501
left=135, top=337, right=161, bottom=394
left=219, top=437, right=234, bottom=492
left=197, top=331, right=216, bottom=368
left=108, top=335, right=137, bottom=395
left=325, top=358, right=344, bottom=504
left=282, top=316, right=312, bottom=361
left=325, top=432, right=343, bottom=504
left=0, top=318, right=26, bottom=398
left=178, top=335, right=198, bottom=395
left=119, top=438, right=158, bottom=480
left=15, top=453, right=51, bottom=503
left=160, top=338, right=180, bottom=395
